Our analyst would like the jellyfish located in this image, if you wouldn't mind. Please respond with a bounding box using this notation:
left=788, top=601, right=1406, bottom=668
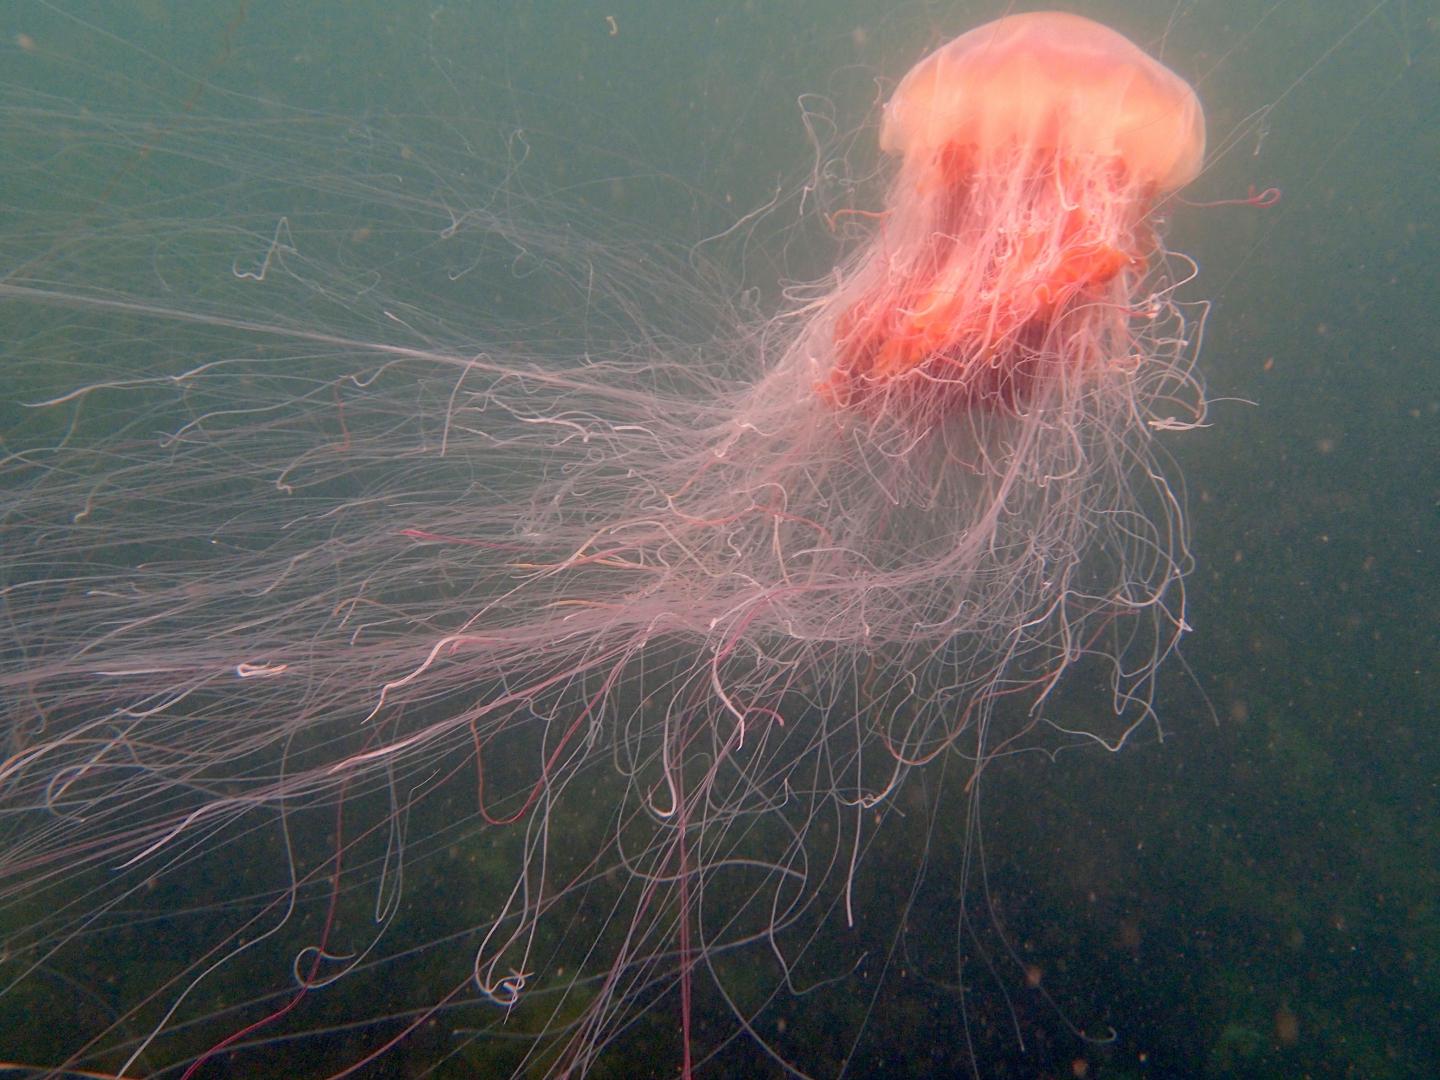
left=0, top=11, right=1210, bottom=1079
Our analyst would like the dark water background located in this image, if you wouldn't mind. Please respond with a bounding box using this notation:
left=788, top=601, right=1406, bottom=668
left=2, top=1, right=1436, bottom=1076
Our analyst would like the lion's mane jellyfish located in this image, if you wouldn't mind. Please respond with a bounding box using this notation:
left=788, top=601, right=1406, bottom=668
left=0, top=11, right=1211, bottom=1080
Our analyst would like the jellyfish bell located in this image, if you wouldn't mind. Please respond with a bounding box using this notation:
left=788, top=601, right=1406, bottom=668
left=817, top=11, right=1206, bottom=416
left=881, top=12, right=1204, bottom=187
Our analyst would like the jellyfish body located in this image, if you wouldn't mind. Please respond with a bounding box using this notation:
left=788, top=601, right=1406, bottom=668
left=0, top=12, right=1216, bottom=1080
left=818, top=12, right=1205, bottom=414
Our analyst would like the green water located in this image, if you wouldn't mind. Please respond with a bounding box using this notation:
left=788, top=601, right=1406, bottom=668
left=1, top=2, right=1435, bottom=1076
